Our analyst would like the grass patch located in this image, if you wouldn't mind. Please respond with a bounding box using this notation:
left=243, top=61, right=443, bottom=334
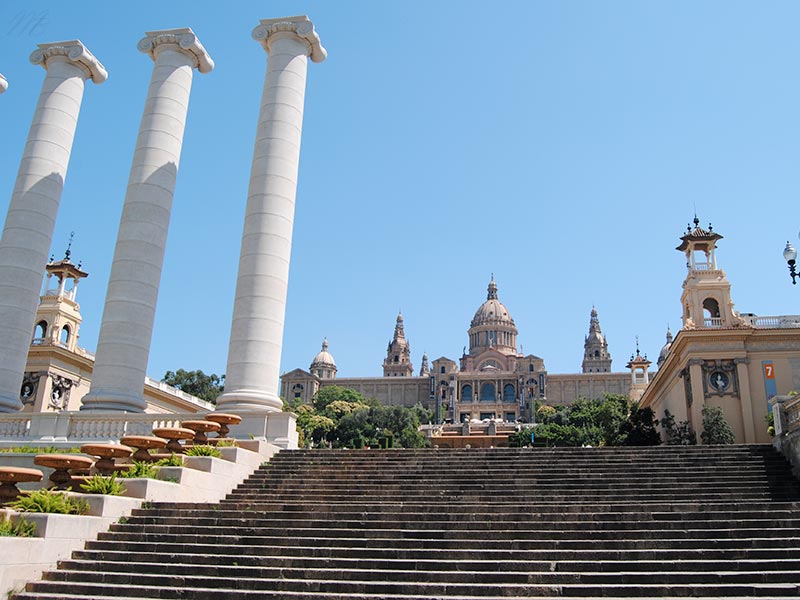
left=0, top=515, right=36, bottom=537
left=9, top=489, right=89, bottom=515
left=215, top=439, right=238, bottom=448
left=185, top=445, right=222, bottom=458
left=79, top=473, right=126, bottom=496
left=0, top=446, right=81, bottom=454
left=155, top=453, right=183, bottom=467
left=119, top=461, right=160, bottom=479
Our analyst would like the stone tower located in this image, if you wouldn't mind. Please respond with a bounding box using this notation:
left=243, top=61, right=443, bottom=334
left=581, top=307, right=612, bottom=373
left=310, top=338, right=337, bottom=380
left=626, top=340, right=652, bottom=402
left=33, top=243, right=87, bottom=354
left=383, top=312, right=413, bottom=377
left=677, top=217, right=748, bottom=330
left=419, top=352, right=430, bottom=377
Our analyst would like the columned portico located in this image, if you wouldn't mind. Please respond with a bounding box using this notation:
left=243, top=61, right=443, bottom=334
left=81, top=29, right=213, bottom=413
left=0, top=41, right=105, bottom=413
left=217, top=16, right=326, bottom=413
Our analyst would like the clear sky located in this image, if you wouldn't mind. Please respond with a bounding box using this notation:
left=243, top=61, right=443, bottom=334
left=1, top=1, right=799, bottom=387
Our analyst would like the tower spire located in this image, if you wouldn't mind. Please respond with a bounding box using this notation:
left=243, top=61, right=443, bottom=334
left=582, top=306, right=612, bottom=373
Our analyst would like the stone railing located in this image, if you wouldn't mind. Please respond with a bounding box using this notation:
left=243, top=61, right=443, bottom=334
left=742, top=315, right=800, bottom=329
left=0, top=410, right=298, bottom=449
left=771, top=394, right=800, bottom=474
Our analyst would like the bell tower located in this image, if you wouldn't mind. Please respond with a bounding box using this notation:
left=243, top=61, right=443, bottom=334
left=582, top=307, right=612, bottom=373
left=383, top=312, right=413, bottom=377
left=677, top=217, right=747, bottom=330
left=33, top=239, right=88, bottom=353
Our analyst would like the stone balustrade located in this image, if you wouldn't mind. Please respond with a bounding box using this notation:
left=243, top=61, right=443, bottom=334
left=0, top=410, right=297, bottom=448
left=771, top=394, right=800, bottom=473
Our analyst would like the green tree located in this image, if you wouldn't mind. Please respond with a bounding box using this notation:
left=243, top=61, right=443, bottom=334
left=621, top=405, right=661, bottom=446
left=313, top=386, right=376, bottom=412
left=334, top=405, right=428, bottom=449
left=162, top=369, right=224, bottom=403
left=701, top=405, right=735, bottom=445
left=660, top=410, right=696, bottom=445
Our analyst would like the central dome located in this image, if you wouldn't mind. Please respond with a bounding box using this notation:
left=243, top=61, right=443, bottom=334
left=471, top=278, right=515, bottom=328
left=468, top=277, right=518, bottom=356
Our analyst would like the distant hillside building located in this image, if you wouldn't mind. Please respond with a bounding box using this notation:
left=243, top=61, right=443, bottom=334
left=281, top=277, right=644, bottom=422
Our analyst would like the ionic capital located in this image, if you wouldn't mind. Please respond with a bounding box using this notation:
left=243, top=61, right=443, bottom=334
left=30, top=40, right=107, bottom=84
left=0, top=73, right=7, bottom=94
left=138, top=28, right=214, bottom=74
left=252, top=15, right=327, bottom=63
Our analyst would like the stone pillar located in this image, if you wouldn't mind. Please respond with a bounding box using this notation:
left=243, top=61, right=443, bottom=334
left=0, top=74, right=7, bottom=94
left=0, top=41, right=105, bottom=413
left=216, top=16, right=326, bottom=413
left=80, top=29, right=212, bottom=413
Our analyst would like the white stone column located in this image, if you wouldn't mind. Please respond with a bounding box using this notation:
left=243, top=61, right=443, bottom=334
left=0, top=74, right=8, bottom=94
left=216, top=16, right=325, bottom=413
left=0, top=41, right=105, bottom=413
left=80, top=29, right=213, bottom=413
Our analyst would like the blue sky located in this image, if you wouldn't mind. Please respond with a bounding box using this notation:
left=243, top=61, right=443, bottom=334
left=1, top=1, right=799, bottom=386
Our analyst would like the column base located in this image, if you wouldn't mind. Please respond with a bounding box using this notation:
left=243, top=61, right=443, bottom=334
left=80, top=391, right=146, bottom=413
left=0, top=394, right=22, bottom=413
left=216, top=389, right=282, bottom=413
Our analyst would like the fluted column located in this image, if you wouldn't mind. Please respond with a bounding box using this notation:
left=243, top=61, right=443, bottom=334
left=80, top=29, right=213, bottom=413
left=0, top=74, right=7, bottom=94
left=0, top=41, right=105, bottom=413
left=216, top=16, right=326, bottom=413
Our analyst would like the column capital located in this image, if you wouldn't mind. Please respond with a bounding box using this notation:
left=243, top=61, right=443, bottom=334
left=30, top=40, right=107, bottom=84
left=0, top=74, right=7, bottom=94
left=252, top=15, right=326, bottom=63
left=138, top=28, right=214, bottom=74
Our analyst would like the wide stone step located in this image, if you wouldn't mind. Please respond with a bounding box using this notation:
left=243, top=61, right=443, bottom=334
left=46, top=562, right=800, bottom=586
left=68, top=551, right=800, bottom=574
left=108, top=518, right=800, bottom=536
left=80, top=539, right=800, bottom=561
left=90, top=532, right=800, bottom=550
left=27, top=571, right=800, bottom=597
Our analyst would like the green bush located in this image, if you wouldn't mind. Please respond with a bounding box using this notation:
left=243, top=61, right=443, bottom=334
left=119, top=461, right=160, bottom=479
left=0, top=515, right=36, bottom=537
left=701, top=405, right=736, bottom=445
left=215, top=439, right=238, bottom=448
left=185, top=445, right=222, bottom=458
left=661, top=410, right=697, bottom=445
left=9, top=489, right=89, bottom=515
left=155, top=453, right=184, bottom=467
left=79, top=473, right=126, bottom=496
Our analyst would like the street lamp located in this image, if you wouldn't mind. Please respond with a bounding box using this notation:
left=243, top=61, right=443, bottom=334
left=784, top=241, right=798, bottom=285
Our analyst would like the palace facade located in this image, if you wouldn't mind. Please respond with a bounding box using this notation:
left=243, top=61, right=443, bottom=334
left=281, top=278, right=646, bottom=423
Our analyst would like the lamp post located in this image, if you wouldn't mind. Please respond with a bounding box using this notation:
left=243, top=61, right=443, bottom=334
left=783, top=241, right=798, bottom=285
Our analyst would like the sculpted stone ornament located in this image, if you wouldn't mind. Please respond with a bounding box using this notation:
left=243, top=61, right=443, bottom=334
left=137, top=28, right=214, bottom=73
left=252, top=16, right=327, bottom=62
left=29, top=40, right=107, bottom=83
left=0, top=74, right=7, bottom=94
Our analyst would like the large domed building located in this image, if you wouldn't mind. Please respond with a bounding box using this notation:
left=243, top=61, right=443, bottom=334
left=281, top=277, right=637, bottom=422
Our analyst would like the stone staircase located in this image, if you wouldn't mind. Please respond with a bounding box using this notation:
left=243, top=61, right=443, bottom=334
left=14, top=444, right=800, bottom=599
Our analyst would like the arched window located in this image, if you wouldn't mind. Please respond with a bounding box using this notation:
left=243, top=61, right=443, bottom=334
left=33, top=320, right=47, bottom=341
left=528, top=364, right=534, bottom=372
left=594, top=350, right=600, bottom=357
left=440, top=366, right=446, bottom=374
left=703, top=297, right=721, bottom=326
left=503, top=384, right=516, bottom=403
left=462, top=384, right=473, bottom=402
left=480, top=382, right=495, bottom=402
left=59, top=325, right=70, bottom=346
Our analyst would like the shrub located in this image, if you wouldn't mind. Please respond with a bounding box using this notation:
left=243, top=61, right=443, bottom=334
left=661, top=410, right=697, bottom=445
left=9, top=489, right=89, bottom=515
left=701, top=405, right=735, bottom=445
left=79, top=473, right=126, bottom=496
left=155, top=453, right=184, bottom=467
left=119, top=461, right=160, bottom=479
left=215, top=439, right=238, bottom=448
left=185, top=445, right=222, bottom=458
left=0, top=446, right=80, bottom=454
left=0, top=515, right=36, bottom=537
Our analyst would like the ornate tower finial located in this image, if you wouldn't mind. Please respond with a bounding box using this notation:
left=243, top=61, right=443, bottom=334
left=64, top=231, right=74, bottom=261
left=582, top=306, right=611, bottom=373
